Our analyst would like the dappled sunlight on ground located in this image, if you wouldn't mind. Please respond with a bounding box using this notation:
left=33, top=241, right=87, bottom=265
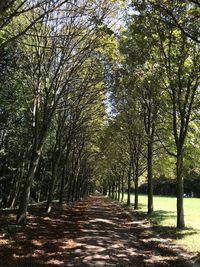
left=0, top=194, right=195, bottom=266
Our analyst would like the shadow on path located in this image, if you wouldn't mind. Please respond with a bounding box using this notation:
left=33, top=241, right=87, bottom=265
left=0, top=194, right=194, bottom=266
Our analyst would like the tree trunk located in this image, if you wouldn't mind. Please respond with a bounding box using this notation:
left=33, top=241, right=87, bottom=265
left=111, top=184, right=115, bottom=199
left=11, top=154, right=26, bottom=208
left=46, top=163, right=58, bottom=213
left=176, top=152, right=185, bottom=229
left=108, top=184, right=111, bottom=197
left=9, top=176, right=20, bottom=208
left=134, top=178, right=139, bottom=210
left=117, top=178, right=120, bottom=202
left=59, top=166, right=66, bottom=207
left=71, top=172, right=77, bottom=203
left=147, top=141, right=153, bottom=214
left=75, top=174, right=81, bottom=201
left=121, top=175, right=124, bottom=202
left=127, top=167, right=131, bottom=206
left=36, top=168, right=44, bottom=203
left=115, top=183, right=118, bottom=201
left=67, top=175, right=72, bottom=203
left=134, top=160, right=139, bottom=210
left=16, top=150, right=41, bottom=225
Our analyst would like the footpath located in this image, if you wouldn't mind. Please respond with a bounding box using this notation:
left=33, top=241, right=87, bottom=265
left=0, top=194, right=194, bottom=267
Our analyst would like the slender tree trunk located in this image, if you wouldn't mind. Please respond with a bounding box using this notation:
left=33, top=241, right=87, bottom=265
left=103, top=182, right=107, bottom=195
left=71, top=172, right=77, bottom=203
left=46, top=163, right=58, bottom=213
left=121, top=175, right=124, bottom=202
left=134, top=176, right=139, bottom=209
left=16, top=150, right=41, bottom=225
left=67, top=175, right=72, bottom=203
left=115, top=183, right=118, bottom=201
left=36, top=167, right=45, bottom=203
left=117, top=178, right=120, bottom=202
left=111, top=183, right=115, bottom=199
left=176, top=152, right=185, bottom=229
left=75, top=174, right=81, bottom=201
left=8, top=154, right=21, bottom=207
left=59, top=166, right=66, bottom=207
left=127, top=166, right=131, bottom=206
left=9, top=177, right=19, bottom=208
left=147, top=141, right=153, bottom=214
left=8, top=177, right=19, bottom=208
left=108, top=184, right=111, bottom=197
left=134, top=182, right=139, bottom=210
left=16, top=95, right=43, bottom=225
left=11, top=155, right=26, bottom=208
left=134, top=159, right=139, bottom=209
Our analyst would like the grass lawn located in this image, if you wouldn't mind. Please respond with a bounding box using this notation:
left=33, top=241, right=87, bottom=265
left=122, top=194, right=200, bottom=254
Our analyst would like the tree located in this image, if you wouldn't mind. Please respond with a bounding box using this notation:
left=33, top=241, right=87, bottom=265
left=145, top=0, right=200, bottom=44
left=0, top=0, right=71, bottom=48
left=157, top=28, right=200, bottom=228
left=16, top=1, right=111, bottom=224
left=131, top=1, right=200, bottom=228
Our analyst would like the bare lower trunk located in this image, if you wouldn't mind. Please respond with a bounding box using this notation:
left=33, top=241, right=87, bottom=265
left=59, top=167, right=66, bottom=207
left=117, top=178, right=120, bottom=202
left=115, top=183, right=118, bottom=201
left=176, top=153, right=185, bottom=229
left=46, top=164, right=58, bottom=213
left=108, top=184, right=111, bottom=198
left=36, top=168, right=44, bottom=203
left=67, top=176, right=72, bottom=202
left=127, top=167, right=131, bottom=206
left=9, top=180, right=19, bottom=208
left=111, top=184, right=115, bottom=199
left=134, top=162, right=139, bottom=210
left=16, top=151, right=41, bottom=225
left=147, top=141, right=153, bottom=214
left=10, top=153, right=26, bottom=208
left=71, top=172, right=78, bottom=203
left=121, top=176, right=124, bottom=202
left=134, top=177, right=139, bottom=210
left=75, top=175, right=80, bottom=201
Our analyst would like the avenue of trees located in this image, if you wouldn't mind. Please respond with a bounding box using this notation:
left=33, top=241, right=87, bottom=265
left=0, top=0, right=119, bottom=225
left=0, top=0, right=200, bottom=230
left=98, top=0, right=200, bottom=230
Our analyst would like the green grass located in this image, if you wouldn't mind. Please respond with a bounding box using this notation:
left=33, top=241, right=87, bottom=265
left=122, top=194, right=200, bottom=253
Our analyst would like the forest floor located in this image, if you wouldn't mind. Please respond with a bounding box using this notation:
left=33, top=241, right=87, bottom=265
left=0, top=194, right=199, bottom=267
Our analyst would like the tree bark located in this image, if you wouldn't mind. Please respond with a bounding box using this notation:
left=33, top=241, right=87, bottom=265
left=176, top=152, right=185, bottom=229
left=16, top=150, right=41, bottom=225
left=134, top=156, right=139, bottom=210
left=127, top=166, right=131, bottom=206
left=59, top=166, right=67, bottom=207
left=147, top=141, right=153, bottom=214
left=111, top=183, right=115, bottom=199
left=11, top=154, right=26, bottom=208
left=71, top=171, right=78, bottom=203
left=75, top=174, right=81, bottom=201
left=117, top=177, right=120, bottom=202
left=134, top=176, right=139, bottom=210
left=115, top=182, right=118, bottom=201
left=46, top=162, right=58, bottom=213
left=108, top=184, right=111, bottom=198
left=67, top=175, right=73, bottom=203
left=121, top=175, right=124, bottom=202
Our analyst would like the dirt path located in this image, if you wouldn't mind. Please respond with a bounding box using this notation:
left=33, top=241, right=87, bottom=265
left=0, top=194, right=193, bottom=266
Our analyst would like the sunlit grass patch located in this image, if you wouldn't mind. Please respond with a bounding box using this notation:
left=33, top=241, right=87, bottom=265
left=122, top=194, right=200, bottom=253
